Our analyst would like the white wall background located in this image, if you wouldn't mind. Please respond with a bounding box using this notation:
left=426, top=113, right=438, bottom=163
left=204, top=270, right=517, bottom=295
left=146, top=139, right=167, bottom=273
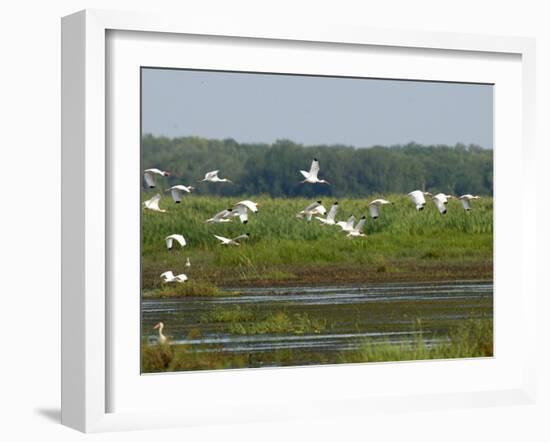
left=0, top=1, right=548, bottom=440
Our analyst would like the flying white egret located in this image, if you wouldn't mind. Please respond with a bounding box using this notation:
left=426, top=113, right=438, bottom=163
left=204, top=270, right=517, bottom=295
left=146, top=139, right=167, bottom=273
left=160, top=271, right=188, bottom=283
left=231, top=200, right=259, bottom=224
left=213, top=233, right=250, bottom=246
left=143, top=194, right=167, bottom=213
left=336, top=215, right=356, bottom=233
left=408, top=190, right=432, bottom=211
left=234, top=200, right=259, bottom=213
left=432, top=194, right=448, bottom=215
left=153, top=322, right=168, bottom=345
left=165, top=234, right=187, bottom=250
left=347, top=216, right=367, bottom=238
left=459, top=194, right=481, bottom=211
left=368, top=199, right=393, bottom=219
left=297, top=200, right=327, bottom=221
left=315, top=202, right=339, bottom=225
left=299, top=158, right=329, bottom=184
left=144, top=168, right=170, bottom=188
left=185, top=257, right=191, bottom=268
left=231, top=204, right=249, bottom=224
left=199, top=170, right=232, bottom=183
left=433, top=193, right=454, bottom=205
left=166, top=185, right=195, bottom=203
left=205, top=208, right=234, bottom=223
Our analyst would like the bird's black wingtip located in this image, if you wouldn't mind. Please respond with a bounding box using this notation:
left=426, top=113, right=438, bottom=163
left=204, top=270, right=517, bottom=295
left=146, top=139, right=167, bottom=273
left=243, top=220, right=248, bottom=224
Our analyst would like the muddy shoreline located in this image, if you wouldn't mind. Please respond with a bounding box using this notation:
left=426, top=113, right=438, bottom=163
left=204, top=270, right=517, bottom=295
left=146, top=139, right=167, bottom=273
left=143, top=259, right=493, bottom=295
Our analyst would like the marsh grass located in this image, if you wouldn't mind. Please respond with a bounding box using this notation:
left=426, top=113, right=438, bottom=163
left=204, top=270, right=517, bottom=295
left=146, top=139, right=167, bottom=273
left=141, top=194, right=493, bottom=288
left=200, top=305, right=255, bottom=323
left=343, top=318, right=493, bottom=363
left=141, top=318, right=493, bottom=372
left=200, top=306, right=329, bottom=335
left=227, top=311, right=328, bottom=335
left=141, top=343, right=174, bottom=372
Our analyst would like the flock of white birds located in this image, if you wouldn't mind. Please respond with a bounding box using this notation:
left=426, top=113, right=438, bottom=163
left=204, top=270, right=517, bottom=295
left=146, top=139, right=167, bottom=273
left=143, top=158, right=482, bottom=285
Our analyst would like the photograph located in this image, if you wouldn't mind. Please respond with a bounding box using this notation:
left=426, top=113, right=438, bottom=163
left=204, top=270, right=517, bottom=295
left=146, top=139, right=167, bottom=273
left=140, top=68, right=494, bottom=373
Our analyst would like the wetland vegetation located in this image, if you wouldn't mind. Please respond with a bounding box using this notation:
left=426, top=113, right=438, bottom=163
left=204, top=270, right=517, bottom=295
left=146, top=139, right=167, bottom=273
left=141, top=193, right=492, bottom=291
left=140, top=137, right=493, bottom=373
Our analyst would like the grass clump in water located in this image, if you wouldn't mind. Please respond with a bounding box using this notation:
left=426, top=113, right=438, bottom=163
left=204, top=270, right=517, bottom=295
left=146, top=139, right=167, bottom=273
left=200, top=306, right=255, bottom=323
left=227, top=311, right=328, bottom=335
left=199, top=305, right=329, bottom=335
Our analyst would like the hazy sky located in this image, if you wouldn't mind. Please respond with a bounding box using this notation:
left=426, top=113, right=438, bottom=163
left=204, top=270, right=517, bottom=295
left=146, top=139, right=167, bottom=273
left=142, top=68, right=493, bottom=149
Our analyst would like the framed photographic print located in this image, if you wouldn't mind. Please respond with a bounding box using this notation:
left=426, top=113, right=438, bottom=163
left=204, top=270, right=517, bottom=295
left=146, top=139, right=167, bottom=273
left=61, top=9, right=537, bottom=432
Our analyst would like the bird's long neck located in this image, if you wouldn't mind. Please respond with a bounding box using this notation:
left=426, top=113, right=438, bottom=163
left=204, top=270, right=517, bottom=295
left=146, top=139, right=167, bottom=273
left=158, top=324, right=165, bottom=339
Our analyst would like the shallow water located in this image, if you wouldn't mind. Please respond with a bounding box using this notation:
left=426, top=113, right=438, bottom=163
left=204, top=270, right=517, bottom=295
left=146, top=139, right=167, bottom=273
left=142, top=280, right=493, bottom=368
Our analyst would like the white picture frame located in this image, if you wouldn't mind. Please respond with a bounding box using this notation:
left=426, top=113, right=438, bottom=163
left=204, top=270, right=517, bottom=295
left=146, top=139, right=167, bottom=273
left=61, top=9, right=537, bottom=433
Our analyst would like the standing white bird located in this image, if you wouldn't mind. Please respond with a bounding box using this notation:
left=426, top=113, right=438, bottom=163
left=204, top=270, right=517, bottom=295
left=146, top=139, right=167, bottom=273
left=143, top=194, right=167, bottom=213
left=299, top=158, right=329, bottom=184
left=459, top=194, right=481, bottom=211
left=297, top=200, right=327, bottom=221
left=185, top=257, right=191, bottom=268
left=347, top=216, right=367, bottom=238
left=213, top=233, right=250, bottom=246
left=205, top=208, right=234, bottom=223
left=199, top=170, right=232, bottom=183
left=315, top=202, right=339, bottom=225
left=230, top=200, right=259, bottom=224
left=336, top=215, right=356, bottom=233
left=166, top=185, right=195, bottom=203
left=144, top=168, right=170, bottom=188
left=368, top=199, right=393, bottom=219
left=153, top=322, right=168, bottom=345
left=408, top=190, right=432, bottom=211
left=431, top=194, right=449, bottom=215
left=160, top=271, right=188, bottom=283
left=165, top=234, right=187, bottom=250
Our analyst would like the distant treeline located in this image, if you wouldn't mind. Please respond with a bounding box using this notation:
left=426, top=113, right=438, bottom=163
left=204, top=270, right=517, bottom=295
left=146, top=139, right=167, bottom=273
left=141, top=135, right=493, bottom=197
